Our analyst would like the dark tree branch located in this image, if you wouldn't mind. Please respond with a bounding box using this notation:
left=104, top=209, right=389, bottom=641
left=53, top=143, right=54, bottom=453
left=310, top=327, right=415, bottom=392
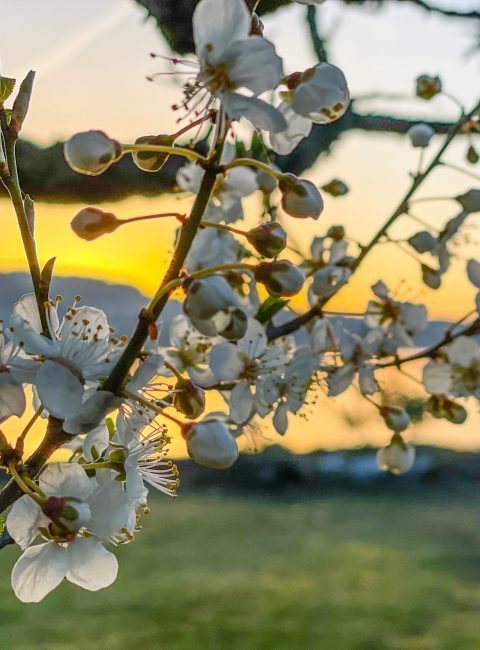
left=0, top=110, right=458, bottom=203
left=306, top=5, right=329, bottom=63
left=134, top=0, right=480, bottom=54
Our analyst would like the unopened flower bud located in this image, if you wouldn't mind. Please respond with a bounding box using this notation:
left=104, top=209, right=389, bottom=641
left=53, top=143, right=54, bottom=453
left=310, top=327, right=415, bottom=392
left=291, top=63, right=349, bottom=124
left=466, top=145, right=479, bottom=165
left=376, top=434, right=415, bottom=475
left=184, top=275, right=237, bottom=320
left=64, top=130, right=122, bottom=176
left=455, top=189, right=480, bottom=214
left=322, top=179, right=349, bottom=197
left=416, top=74, right=442, bottom=100
left=407, top=123, right=435, bottom=148
left=379, top=405, right=410, bottom=432
left=279, top=173, right=324, bottom=220
left=184, top=419, right=239, bottom=469
left=71, top=207, right=120, bottom=241
left=132, top=134, right=174, bottom=172
left=247, top=222, right=287, bottom=257
left=255, top=260, right=305, bottom=297
left=174, top=378, right=206, bottom=419
left=326, top=225, right=346, bottom=241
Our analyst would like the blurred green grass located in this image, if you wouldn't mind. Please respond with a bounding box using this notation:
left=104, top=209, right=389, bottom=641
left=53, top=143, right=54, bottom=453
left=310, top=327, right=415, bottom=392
left=1, top=490, right=480, bottom=649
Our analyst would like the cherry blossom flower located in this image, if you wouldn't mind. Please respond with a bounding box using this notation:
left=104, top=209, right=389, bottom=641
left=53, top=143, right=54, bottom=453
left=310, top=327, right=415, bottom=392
left=161, top=314, right=218, bottom=387
left=210, top=319, right=289, bottom=424
left=255, top=347, right=317, bottom=435
left=288, top=63, right=349, bottom=125
left=423, top=336, right=480, bottom=399
left=113, top=413, right=179, bottom=501
left=365, top=280, right=428, bottom=353
left=177, top=146, right=257, bottom=224
left=191, top=0, right=286, bottom=132
left=327, top=327, right=382, bottom=397
left=11, top=294, right=125, bottom=426
left=8, top=463, right=130, bottom=602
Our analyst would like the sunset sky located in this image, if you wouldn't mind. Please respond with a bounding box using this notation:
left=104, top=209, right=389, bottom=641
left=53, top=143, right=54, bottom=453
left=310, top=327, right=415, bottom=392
left=0, top=0, right=479, bottom=454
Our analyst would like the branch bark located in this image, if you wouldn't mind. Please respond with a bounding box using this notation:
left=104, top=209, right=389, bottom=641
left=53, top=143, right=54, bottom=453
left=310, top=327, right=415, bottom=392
left=0, top=111, right=457, bottom=203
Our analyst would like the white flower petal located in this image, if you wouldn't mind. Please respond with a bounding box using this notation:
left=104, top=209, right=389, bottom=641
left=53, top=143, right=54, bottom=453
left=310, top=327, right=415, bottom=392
left=193, top=0, right=249, bottom=62
left=0, top=379, right=26, bottom=422
left=39, top=462, right=96, bottom=500
left=66, top=538, right=118, bottom=591
left=209, top=343, right=242, bottom=382
left=273, top=403, right=289, bottom=435
left=222, top=93, right=287, bottom=133
left=229, top=380, right=254, bottom=424
left=36, top=361, right=84, bottom=420
left=7, top=496, right=46, bottom=550
left=11, top=543, right=68, bottom=603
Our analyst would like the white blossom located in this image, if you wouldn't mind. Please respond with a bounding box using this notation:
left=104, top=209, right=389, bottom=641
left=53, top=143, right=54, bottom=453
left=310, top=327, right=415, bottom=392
left=192, top=0, right=286, bottom=133
left=11, top=294, right=125, bottom=426
left=8, top=463, right=130, bottom=602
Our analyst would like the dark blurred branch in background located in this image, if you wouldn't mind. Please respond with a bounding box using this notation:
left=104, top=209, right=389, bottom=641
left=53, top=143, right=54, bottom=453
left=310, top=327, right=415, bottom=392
left=0, top=0, right=474, bottom=204
left=0, top=111, right=455, bottom=203
left=135, top=0, right=480, bottom=54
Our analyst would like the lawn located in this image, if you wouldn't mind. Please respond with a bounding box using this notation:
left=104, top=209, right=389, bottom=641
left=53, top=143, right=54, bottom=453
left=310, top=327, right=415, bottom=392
left=1, top=489, right=480, bottom=649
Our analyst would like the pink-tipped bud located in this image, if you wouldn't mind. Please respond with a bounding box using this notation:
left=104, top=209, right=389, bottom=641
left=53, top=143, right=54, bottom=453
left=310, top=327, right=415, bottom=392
left=416, top=74, right=442, bottom=100
left=71, top=207, right=120, bottom=241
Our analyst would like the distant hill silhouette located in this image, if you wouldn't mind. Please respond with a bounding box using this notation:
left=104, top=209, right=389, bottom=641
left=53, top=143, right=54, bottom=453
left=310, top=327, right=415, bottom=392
left=0, top=272, right=451, bottom=346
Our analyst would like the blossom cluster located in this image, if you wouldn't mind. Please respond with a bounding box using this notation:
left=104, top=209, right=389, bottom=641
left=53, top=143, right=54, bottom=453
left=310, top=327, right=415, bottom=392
left=0, top=0, right=479, bottom=603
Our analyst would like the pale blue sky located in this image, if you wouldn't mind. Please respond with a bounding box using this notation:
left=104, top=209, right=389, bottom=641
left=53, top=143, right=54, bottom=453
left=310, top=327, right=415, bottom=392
left=0, top=0, right=478, bottom=143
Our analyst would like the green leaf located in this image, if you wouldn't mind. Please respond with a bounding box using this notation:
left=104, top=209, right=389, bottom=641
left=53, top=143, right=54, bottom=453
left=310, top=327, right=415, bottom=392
left=255, top=296, right=289, bottom=324
left=0, top=76, right=16, bottom=106
left=0, top=515, right=4, bottom=537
